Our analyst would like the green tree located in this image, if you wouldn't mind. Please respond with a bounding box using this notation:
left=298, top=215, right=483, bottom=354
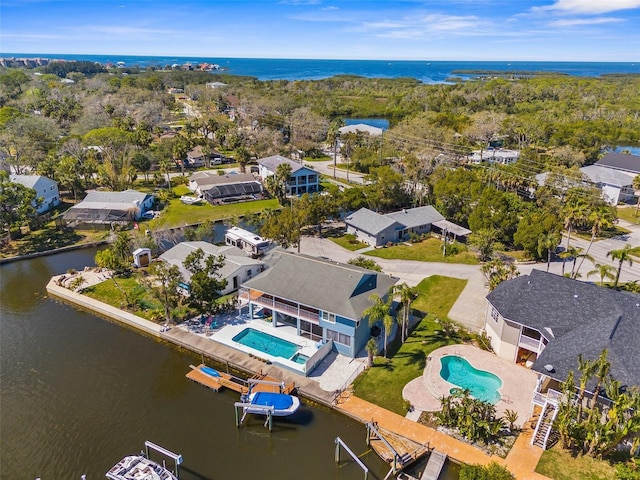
left=0, top=171, right=38, bottom=237
left=538, top=231, right=561, bottom=272
left=469, top=228, right=500, bottom=262
left=607, top=244, right=634, bottom=289
left=140, top=261, right=183, bottom=324
left=131, top=152, right=152, bottom=182
left=182, top=248, right=227, bottom=313
left=460, top=462, right=515, bottom=480
left=365, top=337, right=378, bottom=367
left=234, top=146, right=251, bottom=173
left=362, top=294, right=394, bottom=358
left=574, top=204, right=615, bottom=278
left=633, top=175, right=640, bottom=216
left=265, top=163, right=292, bottom=204
left=587, top=263, right=616, bottom=286
left=481, top=258, right=519, bottom=291
left=260, top=207, right=300, bottom=250
left=389, top=283, right=417, bottom=343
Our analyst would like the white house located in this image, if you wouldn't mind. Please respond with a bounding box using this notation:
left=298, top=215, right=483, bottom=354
left=338, top=123, right=384, bottom=137
left=159, top=241, right=263, bottom=295
left=256, top=155, right=319, bottom=196
left=10, top=174, right=60, bottom=214
left=467, top=148, right=520, bottom=165
left=62, top=189, right=154, bottom=228
left=579, top=165, right=636, bottom=205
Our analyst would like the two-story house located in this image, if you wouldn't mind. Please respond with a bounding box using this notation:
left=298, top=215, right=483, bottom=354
left=256, top=155, right=318, bottom=196
left=239, top=251, right=397, bottom=358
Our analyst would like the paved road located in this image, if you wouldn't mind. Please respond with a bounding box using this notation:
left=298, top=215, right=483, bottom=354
left=304, top=157, right=366, bottom=185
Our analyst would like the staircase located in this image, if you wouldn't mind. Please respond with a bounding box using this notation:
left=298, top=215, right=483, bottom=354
left=532, top=399, right=558, bottom=449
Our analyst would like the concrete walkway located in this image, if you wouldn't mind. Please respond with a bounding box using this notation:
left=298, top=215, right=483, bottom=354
left=295, top=236, right=489, bottom=331
left=337, top=395, right=549, bottom=480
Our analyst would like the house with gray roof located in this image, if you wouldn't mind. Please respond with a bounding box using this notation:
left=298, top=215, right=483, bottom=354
left=485, top=270, right=640, bottom=448
left=256, top=155, right=318, bottom=196
left=188, top=171, right=263, bottom=203
left=595, top=152, right=640, bottom=175
left=10, top=174, right=60, bottom=214
left=159, top=241, right=263, bottom=295
left=239, top=251, right=397, bottom=358
left=345, top=206, right=448, bottom=247
left=62, top=189, right=153, bottom=228
left=580, top=165, right=636, bottom=205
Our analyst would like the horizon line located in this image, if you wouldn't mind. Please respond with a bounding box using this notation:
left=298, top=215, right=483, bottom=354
left=1, top=52, right=639, bottom=64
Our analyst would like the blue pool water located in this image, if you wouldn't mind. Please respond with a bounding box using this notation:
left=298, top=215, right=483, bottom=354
left=439, top=355, right=502, bottom=404
left=291, top=353, right=309, bottom=365
left=232, top=328, right=299, bottom=359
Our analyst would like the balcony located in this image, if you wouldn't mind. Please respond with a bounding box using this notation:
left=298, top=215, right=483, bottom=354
left=246, top=291, right=319, bottom=323
left=519, top=333, right=545, bottom=354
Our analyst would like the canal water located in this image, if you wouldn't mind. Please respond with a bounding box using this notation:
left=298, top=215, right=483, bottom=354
left=0, top=249, right=459, bottom=480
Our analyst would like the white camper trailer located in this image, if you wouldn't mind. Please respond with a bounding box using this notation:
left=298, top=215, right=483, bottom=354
left=224, top=227, right=270, bottom=258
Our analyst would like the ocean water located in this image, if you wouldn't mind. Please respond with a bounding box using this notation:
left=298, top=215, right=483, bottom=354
left=3, top=53, right=640, bottom=83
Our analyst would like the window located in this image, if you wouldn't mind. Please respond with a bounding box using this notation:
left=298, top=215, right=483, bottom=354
left=246, top=269, right=253, bottom=278
left=326, top=329, right=351, bottom=346
left=490, top=307, right=500, bottom=322
left=321, top=311, right=335, bottom=323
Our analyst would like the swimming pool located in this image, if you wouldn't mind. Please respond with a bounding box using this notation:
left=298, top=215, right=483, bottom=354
left=232, top=328, right=300, bottom=359
left=439, top=355, right=502, bottom=404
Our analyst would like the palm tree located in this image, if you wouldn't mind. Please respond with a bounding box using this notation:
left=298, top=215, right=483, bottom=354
left=389, top=283, right=417, bottom=343
left=363, top=294, right=394, bottom=358
left=537, top=231, right=561, bottom=272
left=234, top=145, right=251, bottom=173
left=633, top=175, right=640, bottom=216
left=576, top=354, right=598, bottom=421
left=365, top=337, right=378, bottom=367
left=572, top=250, right=594, bottom=280
left=587, top=263, right=616, bottom=286
left=574, top=205, right=614, bottom=277
left=562, top=198, right=588, bottom=250
left=607, top=244, right=634, bottom=289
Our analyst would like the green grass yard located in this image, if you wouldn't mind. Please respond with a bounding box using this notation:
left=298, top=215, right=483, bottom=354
left=536, top=446, right=617, bottom=480
left=617, top=205, right=640, bottom=225
left=330, top=234, right=370, bottom=251
left=365, top=237, right=478, bottom=264
left=352, top=275, right=467, bottom=414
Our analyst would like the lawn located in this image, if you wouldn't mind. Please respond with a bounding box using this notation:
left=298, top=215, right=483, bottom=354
left=411, top=276, right=468, bottom=317
left=352, top=275, right=467, bottom=414
left=330, top=234, right=369, bottom=251
left=82, top=275, right=195, bottom=322
left=617, top=205, right=640, bottom=225
left=536, top=446, right=617, bottom=480
left=365, top=237, right=479, bottom=264
left=149, top=195, right=280, bottom=229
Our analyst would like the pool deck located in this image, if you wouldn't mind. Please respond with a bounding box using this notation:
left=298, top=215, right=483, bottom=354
left=403, top=344, right=538, bottom=428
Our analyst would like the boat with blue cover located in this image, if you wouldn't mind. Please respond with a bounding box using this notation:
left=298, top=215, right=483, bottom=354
left=243, top=391, right=300, bottom=416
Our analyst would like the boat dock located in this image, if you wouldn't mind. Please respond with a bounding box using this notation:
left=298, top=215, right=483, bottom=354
left=366, top=422, right=431, bottom=479
left=420, top=450, right=447, bottom=480
left=186, top=364, right=295, bottom=395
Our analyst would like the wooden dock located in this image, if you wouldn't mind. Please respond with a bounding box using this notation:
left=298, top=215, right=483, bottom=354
left=420, top=450, right=447, bottom=480
left=367, top=422, right=430, bottom=479
left=186, top=364, right=295, bottom=395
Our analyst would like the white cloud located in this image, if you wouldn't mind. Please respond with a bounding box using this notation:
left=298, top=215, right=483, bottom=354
left=534, top=0, right=640, bottom=15
left=549, top=17, right=625, bottom=26
left=358, top=14, right=488, bottom=39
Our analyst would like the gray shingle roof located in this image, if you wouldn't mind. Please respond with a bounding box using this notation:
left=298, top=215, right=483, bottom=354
left=257, top=155, right=305, bottom=174
left=386, top=206, right=445, bottom=229
left=488, top=270, right=640, bottom=388
left=10, top=174, right=56, bottom=190
left=345, top=208, right=401, bottom=235
left=190, top=172, right=258, bottom=189
left=160, top=241, right=261, bottom=282
left=595, top=152, right=640, bottom=174
left=242, top=250, right=398, bottom=320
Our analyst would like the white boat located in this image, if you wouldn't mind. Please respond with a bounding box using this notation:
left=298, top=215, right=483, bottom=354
left=243, top=391, right=300, bottom=416
left=106, top=455, right=178, bottom=480
left=180, top=196, right=201, bottom=205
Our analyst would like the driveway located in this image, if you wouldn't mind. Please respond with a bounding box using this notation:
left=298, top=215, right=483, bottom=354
left=294, top=236, right=489, bottom=331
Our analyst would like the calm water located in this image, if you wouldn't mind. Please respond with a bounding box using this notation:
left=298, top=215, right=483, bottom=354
left=3, top=53, right=640, bottom=82
left=0, top=250, right=459, bottom=480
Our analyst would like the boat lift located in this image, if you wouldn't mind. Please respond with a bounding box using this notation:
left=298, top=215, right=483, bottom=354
left=144, top=441, right=183, bottom=479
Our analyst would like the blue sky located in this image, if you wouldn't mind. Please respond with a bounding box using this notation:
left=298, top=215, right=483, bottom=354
left=1, top=0, right=640, bottom=61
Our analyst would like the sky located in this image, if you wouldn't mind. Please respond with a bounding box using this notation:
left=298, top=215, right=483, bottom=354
left=1, top=0, right=640, bottom=61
